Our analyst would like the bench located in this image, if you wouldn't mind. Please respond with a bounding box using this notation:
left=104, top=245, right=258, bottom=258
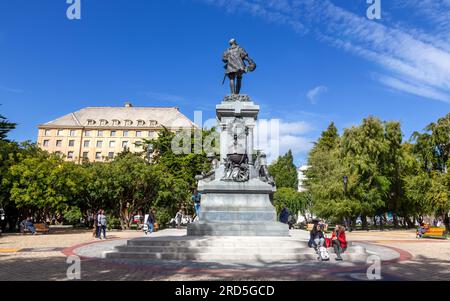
left=21, top=223, right=50, bottom=235
left=422, top=227, right=448, bottom=239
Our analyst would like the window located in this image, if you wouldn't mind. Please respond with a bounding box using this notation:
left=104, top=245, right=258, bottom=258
left=82, top=152, right=89, bottom=158
left=110, top=131, right=116, bottom=137
left=56, top=140, right=62, bottom=147
left=84, top=140, right=90, bottom=148
left=124, top=120, right=133, bottom=126
left=43, top=140, right=49, bottom=147
left=99, top=119, right=108, bottom=126
left=98, top=130, right=103, bottom=137
left=95, top=152, right=102, bottom=160
left=135, top=141, right=143, bottom=147
left=109, top=141, right=116, bottom=148
left=112, top=119, right=120, bottom=126
left=136, top=131, right=142, bottom=137
left=55, top=151, right=62, bottom=157
left=68, top=140, right=75, bottom=147
left=123, top=131, right=129, bottom=137
left=96, top=141, right=103, bottom=148
left=70, top=130, right=76, bottom=137
left=57, top=129, right=64, bottom=136
left=149, top=120, right=158, bottom=126
left=44, top=129, right=51, bottom=136
left=108, top=152, right=115, bottom=159
left=87, top=119, right=96, bottom=126
left=137, top=120, right=145, bottom=126
left=67, top=151, right=74, bottom=159
left=85, top=131, right=91, bottom=137
left=122, top=141, right=129, bottom=148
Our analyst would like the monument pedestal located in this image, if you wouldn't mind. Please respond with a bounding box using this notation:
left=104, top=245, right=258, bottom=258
left=187, top=178, right=289, bottom=236
left=187, top=94, right=288, bottom=237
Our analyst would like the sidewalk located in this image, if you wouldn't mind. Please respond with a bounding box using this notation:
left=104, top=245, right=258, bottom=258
left=0, top=228, right=448, bottom=281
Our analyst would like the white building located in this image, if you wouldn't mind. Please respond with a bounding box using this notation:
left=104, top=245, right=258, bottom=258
left=297, top=165, right=310, bottom=192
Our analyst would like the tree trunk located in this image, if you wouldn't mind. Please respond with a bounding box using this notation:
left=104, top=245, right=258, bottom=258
left=393, top=214, right=399, bottom=228
left=362, top=215, right=368, bottom=231
left=443, top=213, right=450, bottom=232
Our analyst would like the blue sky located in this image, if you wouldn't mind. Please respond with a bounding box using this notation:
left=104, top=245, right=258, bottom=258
left=1, top=0, right=449, bottom=166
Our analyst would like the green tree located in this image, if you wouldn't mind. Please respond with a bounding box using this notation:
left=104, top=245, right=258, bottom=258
left=8, top=150, right=84, bottom=221
left=0, top=111, right=16, bottom=141
left=306, top=123, right=356, bottom=225
left=409, top=113, right=450, bottom=230
left=273, top=187, right=308, bottom=219
left=269, top=150, right=298, bottom=189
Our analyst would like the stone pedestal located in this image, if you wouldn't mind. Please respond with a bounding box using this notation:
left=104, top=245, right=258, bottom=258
left=187, top=94, right=289, bottom=237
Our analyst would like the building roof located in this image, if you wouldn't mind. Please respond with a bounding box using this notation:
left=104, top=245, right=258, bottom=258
left=39, top=103, right=196, bottom=129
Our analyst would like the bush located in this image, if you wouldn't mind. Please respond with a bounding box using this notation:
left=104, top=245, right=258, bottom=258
left=106, top=214, right=121, bottom=230
left=155, top=207, right=172, bottom=229
left=63, top=207, right=82, bottom=225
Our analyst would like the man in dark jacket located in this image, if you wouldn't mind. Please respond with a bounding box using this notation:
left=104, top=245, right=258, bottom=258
left=279, top=207, right=289, bottom=224
left=146, top=210, right=156, bottom=234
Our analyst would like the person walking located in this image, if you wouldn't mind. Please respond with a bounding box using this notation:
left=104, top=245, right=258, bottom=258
left=145, top=210, right=156, bottom=235
left=175, top=209, right=183, bottom=229
left=97, top=210, right=107, bottom=239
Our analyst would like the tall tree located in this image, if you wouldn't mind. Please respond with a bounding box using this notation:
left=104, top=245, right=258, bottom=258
left=0, top=111, right=17, bottom=141
left=269, top=150, right=298, bottom=190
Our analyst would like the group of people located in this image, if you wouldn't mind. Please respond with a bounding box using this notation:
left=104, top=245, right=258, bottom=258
left=309, top=223, right=347, bottom=261
left=91, top=209, right=107, bottom=239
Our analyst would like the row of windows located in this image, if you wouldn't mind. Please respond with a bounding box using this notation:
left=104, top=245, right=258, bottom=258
left=43, top=129, right=156, bottom=138
left=55, top=151, right=116, bottom=160
left=43, top=139, right=143, bottom=148
left=86, top=119, right=158, bottom=127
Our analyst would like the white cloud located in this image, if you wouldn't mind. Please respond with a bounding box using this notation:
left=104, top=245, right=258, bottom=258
left=306, top=85, right=328, bottom=104
left=278, top=134, right=313, bottom=156
left=204, top=0, right=450, bottom=104
left=279, top=120, right=313, bottom=135
left=0, top=86, right=23, bottom=94
left=255, top=118, right=314, bottom=164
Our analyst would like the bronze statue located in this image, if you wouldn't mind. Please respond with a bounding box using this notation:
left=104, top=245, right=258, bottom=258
left=222, top=39, right=256, bottom=95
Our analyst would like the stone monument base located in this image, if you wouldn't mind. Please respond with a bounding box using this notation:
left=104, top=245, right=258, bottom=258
left=187, top=221, right=288, bottom=236
left=187, top=178, right=289, bottom=237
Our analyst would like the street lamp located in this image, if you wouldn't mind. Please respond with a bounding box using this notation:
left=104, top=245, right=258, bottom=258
left=343, top=176, right=348, bottom=194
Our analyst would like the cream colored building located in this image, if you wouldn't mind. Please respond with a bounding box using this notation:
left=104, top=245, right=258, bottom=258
left=37, top=102, right=195, bottom=163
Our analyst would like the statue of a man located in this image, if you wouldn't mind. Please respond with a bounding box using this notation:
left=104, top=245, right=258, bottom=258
left=222, top=39, right=256, bottom=95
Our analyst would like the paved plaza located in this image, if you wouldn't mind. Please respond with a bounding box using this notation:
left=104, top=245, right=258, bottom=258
left=0, top=228, right=449, bottom=281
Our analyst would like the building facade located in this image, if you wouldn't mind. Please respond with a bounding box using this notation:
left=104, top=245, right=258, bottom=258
left=37, top=102, right=195, bottom=163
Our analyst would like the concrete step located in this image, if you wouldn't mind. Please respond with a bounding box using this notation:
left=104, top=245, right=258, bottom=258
left=116, top=246, right=313, bottom=254
left=104, top=250, right=367, bottom=262
left=116, top=245, right=365, bottom=254
left=127, top=239, right=308, bottom=248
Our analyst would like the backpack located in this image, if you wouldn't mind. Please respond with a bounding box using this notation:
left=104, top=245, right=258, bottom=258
left=318, top=246, right=330, bottom=261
